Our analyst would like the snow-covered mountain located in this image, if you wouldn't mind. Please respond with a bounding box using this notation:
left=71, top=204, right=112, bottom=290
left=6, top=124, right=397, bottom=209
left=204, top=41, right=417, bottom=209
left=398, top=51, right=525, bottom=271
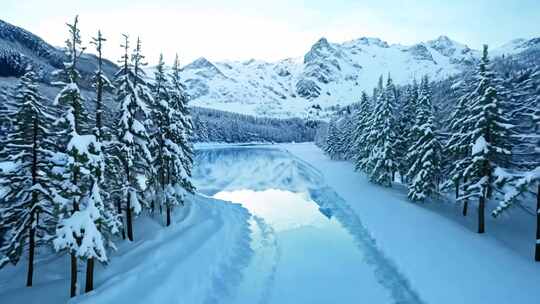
left=0, top=19, right=117, bottom=86
left=177, top=35, right=539, bottom=118
left=1, top=18, right=539, bottom=118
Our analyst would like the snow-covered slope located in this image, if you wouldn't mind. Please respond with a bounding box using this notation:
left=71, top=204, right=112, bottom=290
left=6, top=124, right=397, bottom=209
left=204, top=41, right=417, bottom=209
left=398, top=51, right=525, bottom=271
left=176, top=35, right=539, bottom=118
left=0, top=193, right=252, bottom=304
left=0, top=19, right=117, bottom=86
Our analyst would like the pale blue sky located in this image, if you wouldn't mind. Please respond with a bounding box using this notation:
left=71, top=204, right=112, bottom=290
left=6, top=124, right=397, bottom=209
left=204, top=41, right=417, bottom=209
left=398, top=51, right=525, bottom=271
left=3, top=0, right=539, bottom=64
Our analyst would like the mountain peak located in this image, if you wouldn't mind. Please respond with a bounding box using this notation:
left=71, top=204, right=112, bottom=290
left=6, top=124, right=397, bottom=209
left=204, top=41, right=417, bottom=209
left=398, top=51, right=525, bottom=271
left=427, top=35, right=459, bottom=48
left=182, top=57, right=224, bottom=79
left=184, top=57, right=216, bottom=70
left=434, top=35, right=451, bottom=43
left=349, top=37, right=389, bottom=48
left=314, top=37, right=330, bottom=47
left=304, top=37, right=337, bottom=64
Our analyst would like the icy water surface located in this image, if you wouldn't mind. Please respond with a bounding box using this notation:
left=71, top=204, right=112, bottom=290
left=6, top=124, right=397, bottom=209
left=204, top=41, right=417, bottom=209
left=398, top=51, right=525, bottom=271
left=214, top=189, right=391, bottom=304
left=193, top=146, right=423, bottom=304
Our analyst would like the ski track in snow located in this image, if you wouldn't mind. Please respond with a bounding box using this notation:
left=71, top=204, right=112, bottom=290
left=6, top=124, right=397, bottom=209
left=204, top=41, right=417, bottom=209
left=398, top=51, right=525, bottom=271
left=235, top=215, right=281, bottom=304
left=66, top=194, right=253, bottom=304
left=253, top=215, right=281, bottom=304
left=309, top=187, right=425, bottom=304
left=289, top=153, right=425, bottom=304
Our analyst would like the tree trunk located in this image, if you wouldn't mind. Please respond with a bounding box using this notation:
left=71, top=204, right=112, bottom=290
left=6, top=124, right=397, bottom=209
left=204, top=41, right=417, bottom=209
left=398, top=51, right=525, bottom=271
left=27, top=118, right=39, bottom=287
left=85, top=258, right=94, bottom=292
left=26, top=213, right=36, bottom=287
left=70, top=253, right=77, bottom=297
left=535, top=184, right=540, bottom=262
left=462, top=199, right=468, bottom=216
left=126, top=192, right=134, bottom=241
left=455, top=180, right=459, bottom=199
left=166, top=206, right=171, bottom=227
left=478, top=196, right=485, bottom=234
left=116, top=198, right=126, bottom=240
left=151, top=200, right=155, bottom=216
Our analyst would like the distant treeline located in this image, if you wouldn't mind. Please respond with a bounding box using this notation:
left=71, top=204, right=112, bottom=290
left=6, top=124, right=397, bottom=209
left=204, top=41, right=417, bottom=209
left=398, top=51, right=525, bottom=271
left=191, top=106, right=320, bottom=143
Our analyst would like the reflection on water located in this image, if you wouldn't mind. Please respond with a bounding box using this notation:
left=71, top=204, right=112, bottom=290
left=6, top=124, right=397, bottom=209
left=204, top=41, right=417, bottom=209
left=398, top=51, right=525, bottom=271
left=215, top=190, right=326, bottom=232
left=214, top=189, right=390, bottom=304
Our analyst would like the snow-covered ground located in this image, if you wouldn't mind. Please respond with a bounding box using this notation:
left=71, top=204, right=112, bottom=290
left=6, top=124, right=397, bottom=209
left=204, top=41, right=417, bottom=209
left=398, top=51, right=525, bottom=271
left=0, top=194, right=252, bottom=304
left=1, top=142, right=539, bottom=303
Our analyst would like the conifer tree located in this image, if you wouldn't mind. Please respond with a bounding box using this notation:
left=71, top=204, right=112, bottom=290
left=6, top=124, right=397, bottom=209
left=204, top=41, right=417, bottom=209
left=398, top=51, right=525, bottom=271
left=394, top=82, right=418, bottom=182
left=148, top=54, right=170, bottom=221
left=167, top=54, right=195, bottom=220
left=91, top=38, right=127, bottom=239
left=491, top=65, right=539, bottom=260
left=90, top=30, right=112, bottom=142
left=341, top=114, right=356, bottom=161
left=0, top=70, right=58, bottom=287
left=352, top=91, right=372, bottom=171
left=461, top=45, right=513, bottom=234
left=444, top=78, right=475, bottom=216
left=52, top=16, right=117, bottom=297
left=52, top=16, right=88, bottom=297
left=406, top=76, right=442, bottom=201
left=510, top=66, right=540, bottom=171
left=324, top=119, right=343, bottom=160
left=114, top=35, right=153, bottom=241
left=83, top=29, right=119, bottom=293
left=366, top=76, right=396, bottom=186
left=491, top=167, right=539, bottom=260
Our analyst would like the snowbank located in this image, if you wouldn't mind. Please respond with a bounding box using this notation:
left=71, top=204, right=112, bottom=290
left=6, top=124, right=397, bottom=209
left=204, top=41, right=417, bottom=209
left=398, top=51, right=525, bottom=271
left=0, top=193, right=252, bottom=304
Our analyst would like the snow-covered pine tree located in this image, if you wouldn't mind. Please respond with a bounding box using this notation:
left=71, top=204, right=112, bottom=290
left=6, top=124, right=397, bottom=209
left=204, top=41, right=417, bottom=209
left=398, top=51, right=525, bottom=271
left=0, top=70, right=58, bottom=287
left=90, top=30, right=112, bottom=142
left=352, top=91, right=372, bottom=172
left=491, top=65, right=539, bottom=261
left=0, top=90, right=10, bottom=140
left=491, top=167, right=539, bottom=260
left=461, top=45, right=513, bottom=234
left=83, top=29, right=119, bottom=293
left=444, top=77, right=475, bottom=216
left=406, top=76, right=442, bottom=201
left=167, top=54, right=195, bottom=222
left=113, top=35, right=153, bottom=241
left=192, top=115, right=209, bottom=142
left=373, top=75, right=384, bottom=103
left=52, top=16, right=116, bottom=297
left=95, top=37, right=127, bottom=238
left=51, top=16, right=88, bottom=297
left=510, top=65, right=540, bottom=171
left=341, top=114, right=357, bottom=161
left=366, top=76, right=397, bottom=186
left=394, top=82, right=418, bottom=183
left=148, top=53, right=170, bottom=221
left=324, top=119, right=343, bottom=160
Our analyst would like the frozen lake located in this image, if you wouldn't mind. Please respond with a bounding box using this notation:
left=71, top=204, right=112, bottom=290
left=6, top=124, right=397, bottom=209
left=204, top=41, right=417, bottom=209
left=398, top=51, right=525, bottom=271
left=193, top=145, right=422, bottom=304
left=214, top=189, right=390, bottom=303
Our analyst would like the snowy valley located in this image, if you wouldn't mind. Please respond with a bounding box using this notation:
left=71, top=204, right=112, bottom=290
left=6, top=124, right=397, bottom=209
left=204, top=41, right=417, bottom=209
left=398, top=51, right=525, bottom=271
left=1, top=6, right=540, bottom=304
